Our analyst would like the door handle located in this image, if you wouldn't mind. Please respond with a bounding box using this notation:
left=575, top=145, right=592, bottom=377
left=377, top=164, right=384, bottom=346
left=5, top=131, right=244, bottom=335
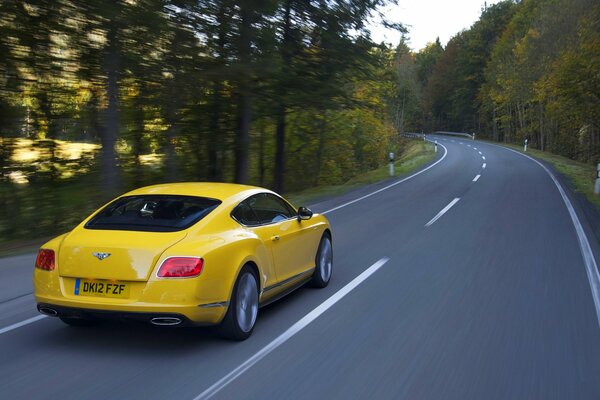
left=271, top=235, right=280, bottom=241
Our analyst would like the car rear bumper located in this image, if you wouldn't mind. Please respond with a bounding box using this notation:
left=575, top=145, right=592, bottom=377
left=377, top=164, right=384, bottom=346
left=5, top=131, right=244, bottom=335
left=34, top=268, right=230, bottom=325
left=34, top=295, right=228, bottom=326
left=37, top=303, right=200, bottom=326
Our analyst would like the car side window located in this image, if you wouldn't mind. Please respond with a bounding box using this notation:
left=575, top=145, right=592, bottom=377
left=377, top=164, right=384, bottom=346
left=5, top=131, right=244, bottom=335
left=248, top=194, right=295, bottom=224
left=231, top=201, right=260, bottom=226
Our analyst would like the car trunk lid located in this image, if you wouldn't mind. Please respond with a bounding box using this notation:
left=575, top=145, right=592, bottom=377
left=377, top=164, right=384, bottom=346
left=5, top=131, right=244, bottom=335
left=58, top=229, right=187, bottom=281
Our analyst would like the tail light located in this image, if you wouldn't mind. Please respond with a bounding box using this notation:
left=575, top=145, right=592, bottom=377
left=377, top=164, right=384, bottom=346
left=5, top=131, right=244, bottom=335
left=35, top=249, right=55, bottom=271
left=157, top=257, right=203, bottom=278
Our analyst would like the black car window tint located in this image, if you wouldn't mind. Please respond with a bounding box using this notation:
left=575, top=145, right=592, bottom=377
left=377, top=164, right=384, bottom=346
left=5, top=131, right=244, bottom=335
left=248, top=194, right=295, bottom=224
left=85, top=195, right=221, bottom=232
left=232, top=201, right=260, bottom=226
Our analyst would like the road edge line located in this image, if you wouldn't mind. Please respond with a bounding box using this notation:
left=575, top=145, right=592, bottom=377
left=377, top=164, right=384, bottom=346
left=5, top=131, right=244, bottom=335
left=491, top=144, right=600, bottom=328
left=0, top=315, right=46, bottom=336
left=322, top=141, right=448, bottom=214
left=192, top=257, right=390, bottom=400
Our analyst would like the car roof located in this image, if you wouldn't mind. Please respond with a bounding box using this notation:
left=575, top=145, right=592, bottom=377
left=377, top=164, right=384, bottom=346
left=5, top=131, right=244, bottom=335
left=123, top=182, right=269, bottom=202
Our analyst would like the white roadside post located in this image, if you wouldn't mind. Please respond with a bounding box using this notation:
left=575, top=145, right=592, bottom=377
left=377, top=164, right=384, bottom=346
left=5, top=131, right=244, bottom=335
left=524, top=138, right=528, bottom=152
left=389, top=152, right=395, bottom=177
left=472, top=132, right=476, bottom=140
left=434, top=140, right=438, bottom=153
left=595, top=163, right=600, bottom=195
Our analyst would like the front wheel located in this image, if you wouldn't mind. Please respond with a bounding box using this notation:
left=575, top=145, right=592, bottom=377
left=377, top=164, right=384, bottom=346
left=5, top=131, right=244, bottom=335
left=311, top=234, right=333, bottom=288
left=218, top=267, right=259, bottom=341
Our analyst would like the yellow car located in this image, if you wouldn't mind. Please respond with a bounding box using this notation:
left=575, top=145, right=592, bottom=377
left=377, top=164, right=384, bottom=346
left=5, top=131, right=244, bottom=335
left=33, top=183, right=333, bottom=340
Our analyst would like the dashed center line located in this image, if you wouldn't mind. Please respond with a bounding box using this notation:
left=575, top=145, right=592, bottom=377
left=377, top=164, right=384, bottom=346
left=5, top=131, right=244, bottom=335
left=425, top=198, right=461, bottom=227
left=478, top=151, right=482, bottom=155
left=482, top=156, right=486, bottom=160
left=473, top=174, right=481, bottom=182
left=483, top=163, right=487, bottom=169
left=474, top=147, right=478, bottom=150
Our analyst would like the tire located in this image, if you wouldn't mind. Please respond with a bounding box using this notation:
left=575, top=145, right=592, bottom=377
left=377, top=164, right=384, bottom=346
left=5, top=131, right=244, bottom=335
left=59, top=317, right=97, bottom=327
left=218, top=266, right=259, bottom=341
left=311, top=234, right=333, bottom=288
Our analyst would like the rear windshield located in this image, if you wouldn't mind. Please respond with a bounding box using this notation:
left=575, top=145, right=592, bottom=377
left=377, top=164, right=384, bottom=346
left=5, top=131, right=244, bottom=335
left=85, top=195, right=221, bottom=232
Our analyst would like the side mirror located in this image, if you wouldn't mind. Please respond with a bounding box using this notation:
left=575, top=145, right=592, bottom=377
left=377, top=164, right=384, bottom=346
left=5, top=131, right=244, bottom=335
left=297, top=206, right=313, bottom=221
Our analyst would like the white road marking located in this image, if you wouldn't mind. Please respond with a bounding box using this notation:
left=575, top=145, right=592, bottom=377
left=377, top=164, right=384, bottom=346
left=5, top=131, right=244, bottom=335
left=478, top=151, right=482, bottom=155
left=451, top=140, right=455, bottom=142
left=482, top=156, right=486, bottom=160
left=193, top=257, right=390, bottom=400
left=473, top=174, right=481, bottom=182
left=322, top=141, right=448, bottom=214
left=495, top=145, right=600, bottom=328
left=474, top=147, right=478, bottom=150
left=425, top=198, right=460, bottom=227
left=459, top=142, right=463, bottom=145
left=0, top=315, right=46, bottom=336
left=467, top=144, right=472, bottom=147
left=482, top=163, right=487, bottom=169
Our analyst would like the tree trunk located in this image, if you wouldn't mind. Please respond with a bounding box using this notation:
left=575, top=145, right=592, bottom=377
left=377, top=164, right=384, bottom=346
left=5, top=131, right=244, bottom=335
left=314, top=117, right=326, bottom=186
left=101, top=25, right=120, bottom=197
left=273, top=0, right=292, bottom=193
left=234, top=3, right=252, bottom=184
left=164, top=124, right=178, bottom=182
left=273, top=106, right=286, bottom=192
left=258, top=124, right=265, bottom=187
left=539, top=102, right=545, bottom=151
left=208, top=80, right=223, bottom=181
left=235, top=93, right=251, bottom=184
left=492, top=107, right=498, bottom=141
left=132, top=93, right=144, bottom=185
left=208, top=4, right=227, bottom=182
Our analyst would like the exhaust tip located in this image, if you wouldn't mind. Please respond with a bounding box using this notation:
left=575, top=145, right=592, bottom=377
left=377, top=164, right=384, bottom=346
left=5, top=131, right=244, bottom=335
left=150, top=317, right=182, bottom=326
left=38, top=307, right=58, bottom=317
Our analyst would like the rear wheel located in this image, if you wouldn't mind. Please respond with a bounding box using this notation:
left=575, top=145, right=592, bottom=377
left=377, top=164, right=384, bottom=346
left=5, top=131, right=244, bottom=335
left=59, top=317, right=96, bottom=327
left=218, top=267, right=259, bottom=340
left=311, top=234, right=333, bottom=288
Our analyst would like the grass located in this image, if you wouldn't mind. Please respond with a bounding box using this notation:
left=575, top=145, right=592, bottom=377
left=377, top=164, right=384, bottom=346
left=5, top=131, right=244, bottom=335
left=483, top=140, right=600, bottom=209
left=287, top=140, right=436, bottom=207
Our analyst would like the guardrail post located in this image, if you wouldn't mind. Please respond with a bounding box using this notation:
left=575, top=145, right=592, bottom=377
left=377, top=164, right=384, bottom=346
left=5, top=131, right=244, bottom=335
left=595, top=164, right=600, bottom=195
left=524, top=138, right=528, bottom=152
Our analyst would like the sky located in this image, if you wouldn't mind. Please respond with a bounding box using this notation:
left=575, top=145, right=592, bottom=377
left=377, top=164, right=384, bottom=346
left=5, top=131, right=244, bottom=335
left=369, top=0, right=502, bottom=51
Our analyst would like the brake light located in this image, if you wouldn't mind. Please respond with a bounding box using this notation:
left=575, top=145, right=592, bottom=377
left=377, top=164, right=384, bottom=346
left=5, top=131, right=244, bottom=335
left=35, top=249, right=55, bottom=271
left=157, top=257, right=203, bottom=278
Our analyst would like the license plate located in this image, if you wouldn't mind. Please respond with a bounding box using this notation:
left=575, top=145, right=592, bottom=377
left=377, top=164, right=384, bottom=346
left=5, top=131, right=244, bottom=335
left=74, top=278, right=130, bottom=298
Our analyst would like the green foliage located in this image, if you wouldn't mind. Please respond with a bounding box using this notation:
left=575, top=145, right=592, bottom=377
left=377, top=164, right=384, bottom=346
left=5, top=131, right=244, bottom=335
left=0, top=0, right=410, bottom=243
left=417, top=0, right=599, bottom=167
left=423, top=1, right=517, bottom=132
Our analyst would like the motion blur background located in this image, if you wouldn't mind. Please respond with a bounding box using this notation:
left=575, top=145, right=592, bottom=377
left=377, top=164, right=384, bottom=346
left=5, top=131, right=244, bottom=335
left=0, top=0, right=598, bottom=245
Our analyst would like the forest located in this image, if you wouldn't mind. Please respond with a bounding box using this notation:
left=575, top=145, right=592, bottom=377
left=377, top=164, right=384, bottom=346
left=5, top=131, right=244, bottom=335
left=417, top=0, right=599, bottom=162
left=0, top=0, right=599, bottom=243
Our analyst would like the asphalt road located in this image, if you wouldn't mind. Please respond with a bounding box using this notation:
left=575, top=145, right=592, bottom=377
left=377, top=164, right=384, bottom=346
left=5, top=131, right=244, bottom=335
left=1, top=136, right=600, bottom=399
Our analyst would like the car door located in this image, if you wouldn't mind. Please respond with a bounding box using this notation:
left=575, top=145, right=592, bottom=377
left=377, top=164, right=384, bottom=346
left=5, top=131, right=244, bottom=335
left=246, top=194, right=308, bottom=283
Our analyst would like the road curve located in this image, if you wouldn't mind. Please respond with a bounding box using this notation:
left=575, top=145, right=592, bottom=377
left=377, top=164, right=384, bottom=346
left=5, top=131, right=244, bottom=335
left=1, top=136, right=600, bottom=399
